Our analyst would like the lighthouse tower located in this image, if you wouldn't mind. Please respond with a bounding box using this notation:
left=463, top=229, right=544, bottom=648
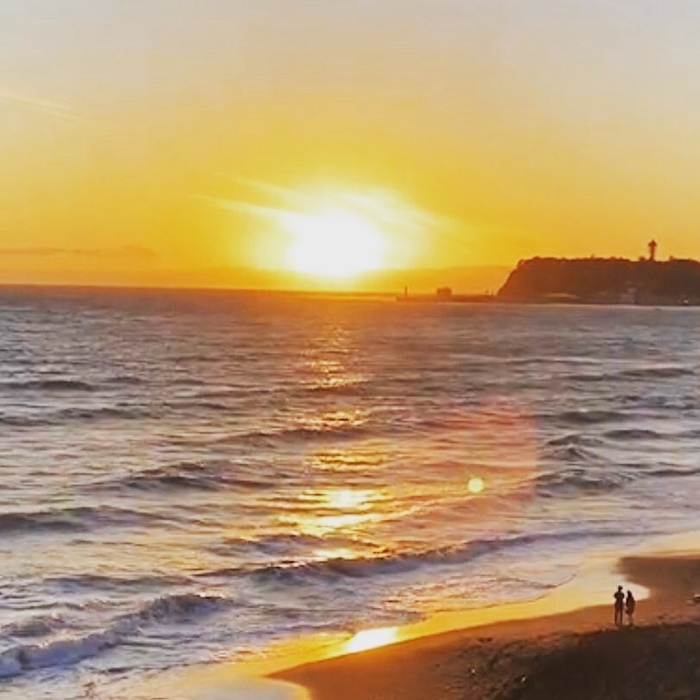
left=648, top=239, right=657, bottom=262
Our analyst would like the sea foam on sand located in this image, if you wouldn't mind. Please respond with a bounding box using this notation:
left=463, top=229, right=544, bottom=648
left=137, top=674, right=308, bottom=700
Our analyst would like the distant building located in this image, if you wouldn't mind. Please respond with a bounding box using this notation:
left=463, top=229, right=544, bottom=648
left=648, top=239, right=657, bottom=262
left=436, top=287, right=453, bottom=299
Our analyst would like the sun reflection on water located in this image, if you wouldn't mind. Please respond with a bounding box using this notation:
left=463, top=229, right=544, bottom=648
left=312, top=547, right=360, bottom=561
left=312, top=512, right=377, bottom=533
left=344, top=627, right=399, bottom=654
left=279, top=484, right=388, bottom=538
left=297, top=409, right=368, bottom=431
left=325, top=488, right=377, bottom=510
left=306, top=448, right=388, bottom=473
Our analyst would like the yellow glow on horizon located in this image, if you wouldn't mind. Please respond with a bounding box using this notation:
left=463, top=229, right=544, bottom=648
left=344, top=627, right=399, bottom=654
left=282, top=209, right=387, bottom=278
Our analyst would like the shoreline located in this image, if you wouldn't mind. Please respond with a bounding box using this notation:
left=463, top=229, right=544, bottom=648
left=275, top=552, right=700, bottom=700
left=140, top=534, right=700, bottom=699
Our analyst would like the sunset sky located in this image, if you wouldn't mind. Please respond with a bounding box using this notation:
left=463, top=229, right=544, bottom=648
left=2, top=1, right=700, bottom=289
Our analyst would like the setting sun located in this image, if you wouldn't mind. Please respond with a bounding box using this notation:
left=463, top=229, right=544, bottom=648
left=7, top=3, right=700, bottom=700
left=282, top=209, right=387, bottom=279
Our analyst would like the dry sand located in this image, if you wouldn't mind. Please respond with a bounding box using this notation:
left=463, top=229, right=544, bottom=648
left=275, top=555, right=700, bottom=700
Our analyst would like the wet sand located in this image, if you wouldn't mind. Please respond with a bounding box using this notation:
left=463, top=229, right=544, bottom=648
left=275, top=555, right=700, bottom=700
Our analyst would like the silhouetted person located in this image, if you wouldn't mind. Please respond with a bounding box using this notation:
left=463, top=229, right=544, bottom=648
left=625, top=590, right=636, bottom=626
left=614, top=585, right=624, bottom=626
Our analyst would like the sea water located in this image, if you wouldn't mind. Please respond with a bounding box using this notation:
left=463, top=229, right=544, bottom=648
left=1, top=288, right=699, bottom=698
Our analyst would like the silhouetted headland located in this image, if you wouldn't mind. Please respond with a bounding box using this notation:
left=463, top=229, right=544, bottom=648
left=401, top=243, right=700, bottom=306
left=498, top=255, right=700, bottom=305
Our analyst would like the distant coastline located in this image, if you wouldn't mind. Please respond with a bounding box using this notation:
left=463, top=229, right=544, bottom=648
left=498, top=255, right=700, bottom=306
left=399, top=251, right=700, bottom=306
left=396, top=287, right=497, bottom=304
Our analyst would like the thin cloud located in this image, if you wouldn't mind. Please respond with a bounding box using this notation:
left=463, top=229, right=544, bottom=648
left=0, top=247, right=158, bottom=260
left=202, top=176, right=466, bottom=245
left=194, top=194, right=285, bottom=219
left=203, top=176, right=445, bottom=225
left=199, top=176, right=484, bottom=268
left=229, top=176, right=319, bottom=210
left=219, top=175, right=455, bottom=227
left=0, top=88, right=89, bottom=124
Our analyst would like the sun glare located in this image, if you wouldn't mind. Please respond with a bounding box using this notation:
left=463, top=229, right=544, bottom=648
left=345, top=627, right=399, bottom=654
left=282, top=209, right=387, bottom=279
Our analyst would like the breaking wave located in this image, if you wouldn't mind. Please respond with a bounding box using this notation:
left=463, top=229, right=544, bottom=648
left=542, top=444, right=601, bottom=464
left=102, top=461, right=269, bottom=493
left=2, top=615, right=67, bottom=640
left=0, top=506, right=162, bottom=536
left=569, top=365, right=694, bottom=383
left=603, top=428, right=665, bottom=441
left=0, top=379, right=96, bottom=392
left=535, top=470, right=631, bottom=497
left=241, top=529, right=636, bottom=586
left=553, top=409, right=625, bottom=426
left=0, top=593, right=231, bottom=679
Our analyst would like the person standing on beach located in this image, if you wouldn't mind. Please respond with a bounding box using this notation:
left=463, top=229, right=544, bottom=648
left=625, top=590, right=636, bottom=626
left=614, top=585, right=625, bottom=626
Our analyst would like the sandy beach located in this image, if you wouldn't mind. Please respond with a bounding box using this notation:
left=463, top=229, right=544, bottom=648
left=275, top=554, right=700, bottom=700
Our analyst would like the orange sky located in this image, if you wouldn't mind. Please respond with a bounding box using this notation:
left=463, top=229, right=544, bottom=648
left=2, top=1, right=700, bottom=290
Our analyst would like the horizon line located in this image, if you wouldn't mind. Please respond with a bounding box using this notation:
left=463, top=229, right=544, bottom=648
left=0, top=281, right=407, bottom=296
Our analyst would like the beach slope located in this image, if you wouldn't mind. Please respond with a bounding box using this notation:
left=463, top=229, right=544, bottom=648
left=276, top=555, right=700, bottom=700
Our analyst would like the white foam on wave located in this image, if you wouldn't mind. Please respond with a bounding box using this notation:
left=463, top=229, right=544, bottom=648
left=0, top=629, right=119, bottom=679
left=0, top=592, right=232, bottom=679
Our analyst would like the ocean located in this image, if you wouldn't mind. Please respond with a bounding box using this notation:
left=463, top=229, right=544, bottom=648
left=1, top=287, right=699, bottom=699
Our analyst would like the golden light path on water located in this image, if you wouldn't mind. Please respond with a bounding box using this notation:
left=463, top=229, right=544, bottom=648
left=131, top=358, right=590, bottom=700
left=286, top=486, right=387, bottom=540
left=253, top=323, right=542, bottom=674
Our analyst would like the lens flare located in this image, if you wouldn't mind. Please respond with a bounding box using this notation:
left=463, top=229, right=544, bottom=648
left=467, top=476, right=486, bottom=494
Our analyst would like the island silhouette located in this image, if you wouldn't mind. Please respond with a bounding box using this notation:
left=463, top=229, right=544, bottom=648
left=400, top=242, right=700, bottom=306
